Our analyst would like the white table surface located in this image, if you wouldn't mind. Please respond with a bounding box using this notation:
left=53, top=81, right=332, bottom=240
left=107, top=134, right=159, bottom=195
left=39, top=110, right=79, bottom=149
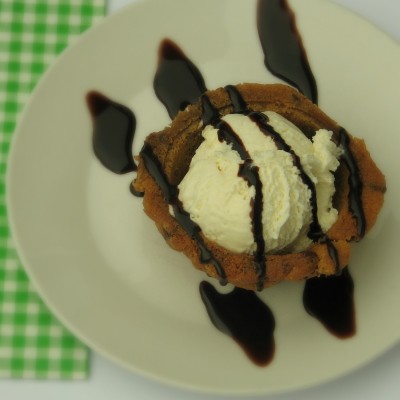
left=3, top=0, right=400, bottom=399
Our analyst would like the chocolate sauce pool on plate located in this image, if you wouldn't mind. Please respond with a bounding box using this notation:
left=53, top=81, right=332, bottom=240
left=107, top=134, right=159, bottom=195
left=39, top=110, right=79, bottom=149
left=154, top=38, right=207, bottom=119
left=200, top=281, right=275, bottom=366
left=87, top=91, right=137, bottom=174
left=303, top=268, right=356, bottom=338
left=257, top=0, right=318, bottom=103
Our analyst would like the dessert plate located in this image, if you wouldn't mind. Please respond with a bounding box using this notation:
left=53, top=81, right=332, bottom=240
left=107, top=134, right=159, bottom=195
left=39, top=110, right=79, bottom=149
left=7, top=0, right=400, bottom=395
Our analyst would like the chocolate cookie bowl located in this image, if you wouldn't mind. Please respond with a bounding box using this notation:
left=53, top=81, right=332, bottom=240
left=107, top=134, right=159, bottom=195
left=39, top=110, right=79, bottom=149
left=133, top=83, right=386, bottom=291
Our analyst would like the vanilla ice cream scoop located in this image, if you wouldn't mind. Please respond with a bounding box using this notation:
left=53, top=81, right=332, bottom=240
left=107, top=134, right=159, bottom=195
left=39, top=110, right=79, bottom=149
left=177, top=111, right=342, bottom=254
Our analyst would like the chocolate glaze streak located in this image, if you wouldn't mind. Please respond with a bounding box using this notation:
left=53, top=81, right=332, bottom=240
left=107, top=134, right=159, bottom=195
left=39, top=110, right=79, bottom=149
left=303, top=267, right=356, bottom=338
left=86, top=91, right=137, bottom=174
left=223, top=87, right=268, bottom=289
left=238, top=160, right=265, bottom=277
left=216, top=120, right=250, bottom=160
left=218, top=122, right=266, bottom=290
left=154, top=38, right=207, bottom=119
left=201, top=95, right=267, bottom=290
left=257, top=0, right=318, bottom=103
left=224, top=85, right=324, bottom=239
left=140, top=143, right=227, bottom=285
left=250, top=112, right=344, bottom=272
left=139, top=144, right=176, bottom=203
left=249, top=111, right=324, bottom=240
left=200, top=281, right=275, bottom=366
left=339, top=128, right=366, bottom=238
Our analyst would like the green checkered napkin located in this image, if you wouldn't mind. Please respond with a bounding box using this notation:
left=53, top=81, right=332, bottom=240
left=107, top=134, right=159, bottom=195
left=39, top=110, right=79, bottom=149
left=0, top=0, right=105, bottom=379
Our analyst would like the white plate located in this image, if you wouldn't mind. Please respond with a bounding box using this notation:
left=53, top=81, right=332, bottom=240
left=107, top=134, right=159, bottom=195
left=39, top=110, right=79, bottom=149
left=7, top=0, right=400, bottom=395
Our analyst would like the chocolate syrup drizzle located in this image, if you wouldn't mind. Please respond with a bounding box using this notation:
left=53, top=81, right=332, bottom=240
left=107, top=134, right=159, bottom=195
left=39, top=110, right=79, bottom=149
left=86, top=0, right=366, bottom=366
left=200, top=95, right=266, bottom=290
left=248, top=111, right=323, bottom=240
left=224, top=87, right=346, bottom=281
left=215, top=86, right=332, bottom=285
left=201, top=85, right=326, bottom=288
left=224, top=84, right=324, bottom=241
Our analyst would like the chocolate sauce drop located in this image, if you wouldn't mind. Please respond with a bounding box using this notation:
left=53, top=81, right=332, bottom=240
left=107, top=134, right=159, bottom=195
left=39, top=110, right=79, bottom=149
left=129, top=183, right=144, bottom=198
left=303, top=268, right=355, bottom=338
left=257, top=0, right=318, bottom=103
left=154, top=38, right=207, bottom=119
left=200, top=281, right=275, bottom=366
left=86, top=91, right=137, bottom=174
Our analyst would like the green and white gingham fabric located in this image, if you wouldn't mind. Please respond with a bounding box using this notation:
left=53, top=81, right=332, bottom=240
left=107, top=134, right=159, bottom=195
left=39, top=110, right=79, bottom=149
left=0, top=0, right=105, bottom=379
